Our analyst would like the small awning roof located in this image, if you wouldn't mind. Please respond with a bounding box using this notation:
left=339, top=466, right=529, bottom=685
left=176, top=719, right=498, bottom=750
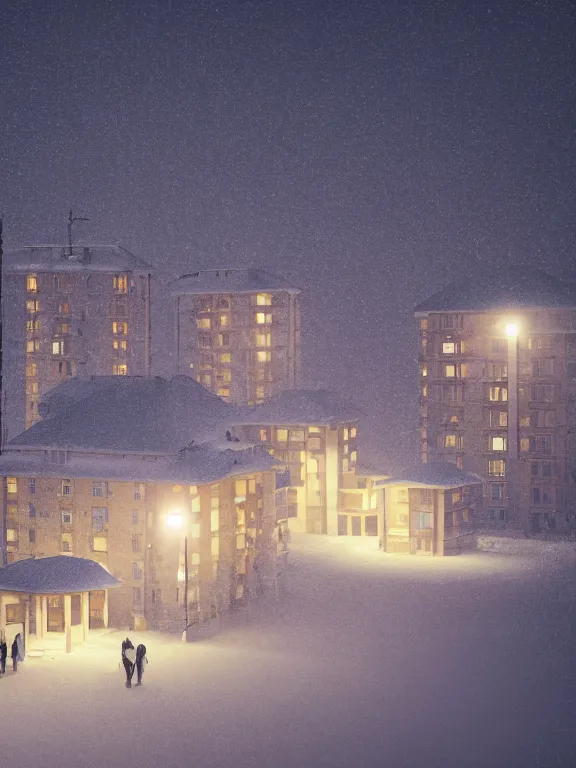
left=375, top=462, right=483, bottom=490
left=0, top=556, right=121, bottom=595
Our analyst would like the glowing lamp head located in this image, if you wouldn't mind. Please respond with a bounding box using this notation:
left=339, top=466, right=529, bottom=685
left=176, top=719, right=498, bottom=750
left=165, top=512, right=184, bottom=529
left=505, top=323, right=518, bottom=338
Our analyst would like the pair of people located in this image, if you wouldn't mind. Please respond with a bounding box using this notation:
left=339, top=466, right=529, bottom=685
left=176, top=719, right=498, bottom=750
left=121, top=638, right=147, bottom=688
left=0, top=634, right=23, bottom=675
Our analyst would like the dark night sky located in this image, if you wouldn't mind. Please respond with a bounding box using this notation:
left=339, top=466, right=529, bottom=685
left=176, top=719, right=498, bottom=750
left=1, top=0, right=575, bottom=468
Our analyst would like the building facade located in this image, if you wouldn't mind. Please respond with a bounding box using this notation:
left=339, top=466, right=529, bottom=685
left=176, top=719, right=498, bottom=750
left=415, top=268, right=576, bottom=533
left=173, top=268, right=301, bottom=404
left=376, top=464, right=482, bottom=556
left=0, top=377, right=278, bottom=634
left=232, top=390, right=375, bottom=535
left=3, top=244, right=154, bottom=440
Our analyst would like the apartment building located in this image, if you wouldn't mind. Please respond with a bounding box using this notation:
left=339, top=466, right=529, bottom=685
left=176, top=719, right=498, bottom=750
left=232, top=390, right=371, bottom=535
left=173, top=268, right=300, bottom=404
left=376, top=463, right=482, bottom=556
left=0, top=376, right=278, bottom=634
left=3, top=244, right=154, bottom=440
left=415, top=268, right=576, bottom=533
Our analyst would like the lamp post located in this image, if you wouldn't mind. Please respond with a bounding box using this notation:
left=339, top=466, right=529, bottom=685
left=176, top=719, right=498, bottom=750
left=165, top=512, right=189, bottom=638
left=506, top=322, right=519, bottom=527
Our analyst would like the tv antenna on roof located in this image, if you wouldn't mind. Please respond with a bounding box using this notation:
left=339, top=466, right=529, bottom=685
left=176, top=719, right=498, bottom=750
left=67, top=209, right=89, bottom=257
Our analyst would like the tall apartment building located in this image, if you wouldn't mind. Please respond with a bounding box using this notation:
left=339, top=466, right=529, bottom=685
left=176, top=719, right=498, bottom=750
left=0, top=376, right=278, bottom=633
left=232, top=390, right=369, bottom=535
left=173, top=268, right=300, bottom=404
left=415, top=268, right=576, bottom=533
left=3, top=244, right=154, bottom=441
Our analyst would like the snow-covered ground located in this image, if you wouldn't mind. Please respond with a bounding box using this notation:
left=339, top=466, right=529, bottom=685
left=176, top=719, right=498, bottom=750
left=3, top=534, right=576, bottom=768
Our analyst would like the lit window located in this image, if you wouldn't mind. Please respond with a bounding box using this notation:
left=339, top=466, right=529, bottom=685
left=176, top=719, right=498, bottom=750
left=349, top=450, right=357, bottom=466
left=488, top=460, right=505, bottom=477
left=27, top=274, right=38, bottom=293
left=442, top=342, right=455, bottom=354
left=277, top=429, right=288, bottom=443
left=217, top=333, right=230, bottom=347
left=219, top=314, right=229, bottom=327
left=59, top=302, right=70, bottom=315
left=26, top=300, right=39, bottom=313
left=488, top=387, right=508, bottom=402
left=26, top=319, right=40, bottom=332
left=52, top=340, right=65, bottom=356
left=491, top=436, right=507, bottom=451
left=112, top=321, right=128, bottom=335
left=444, top=435, right=457, bottom=448
left=256, top=293, right=272, bottom=306
left=113, top=275, right=128, bottom=294
left=490, top=411, right=508, bottom=427
left=217, top=387, right=230, bottom=398
left=112, top=364, right=127, bottom=375
left=197, top=318, right=211, bottom=329
left=257, top=351, right=271, bottom=362
left=444, top=364, right=456, bottom=378
left=113, top=339, right=128, bottom=352
left=420, top=318, right=428, bottom=330
left=255, top=332, right=272, bottom=347
left=219, top=353, right=231, bottom=363
left=61, top=510, right=73, bottom=525
left=26, top=340, right=40, bottom=353
left=93, top=536, right=107, bottom=552
left=259, top=429, right=268, bottom=441
left=256, top=312, right=272, bottom=325
left=26, top=363, right=37, bottom=378
left=218, top=369, right=232, bottom=383
left=57, top=322, right=70, bottom=335
left=61, top=534, right=73, bottom=552
left=421, top=364, right=428, bottom=377
left=7, top=477, right=17, bottom=494
left=520, top=438, right=530, bottom=452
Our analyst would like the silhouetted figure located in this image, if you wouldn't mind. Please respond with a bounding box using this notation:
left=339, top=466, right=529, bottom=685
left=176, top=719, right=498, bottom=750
left=121, top=637, right=136, bottom=688
left=135, top=644, right=148, bottom=686
left=0, top=637, right=7, bottom=676
left=11, top=634, right=22, bottom=672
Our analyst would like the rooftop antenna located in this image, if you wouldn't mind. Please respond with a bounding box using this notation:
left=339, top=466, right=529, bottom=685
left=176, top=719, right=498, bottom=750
left=67, top=209, right=89, bottom=257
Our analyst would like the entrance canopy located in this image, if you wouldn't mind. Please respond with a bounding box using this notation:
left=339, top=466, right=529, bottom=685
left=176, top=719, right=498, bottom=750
left=0, top=556, right=120, bottom=594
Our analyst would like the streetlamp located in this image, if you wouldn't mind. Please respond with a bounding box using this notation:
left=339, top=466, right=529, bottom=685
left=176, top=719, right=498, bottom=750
left=165, top=511, right=189, bottom=638
left=165, top=510, right=200, bottom=641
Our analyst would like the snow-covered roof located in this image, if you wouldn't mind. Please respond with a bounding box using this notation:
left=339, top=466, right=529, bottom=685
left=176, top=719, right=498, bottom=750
left=5, top=244, right=154, bottom=274
left=414, top=267, right=576, bottom=314
left=0, top=556, right=121, bottom=595
left=375, top=462, right=483, bottom=489
left=232, top=390, right=361, bottom=426
left=0, top=445, right=278, bottom=485
left=10, top=376, right=233, bottom=453
left=172, top=268, right=300, bottom=295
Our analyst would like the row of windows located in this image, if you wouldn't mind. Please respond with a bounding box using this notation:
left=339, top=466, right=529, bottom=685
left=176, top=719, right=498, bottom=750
left=197, top=331, right=272, bottom=348
left=7, top=478, right=146, bottom=499
left=12, top=504, right=142, bottom=525
left=197, top=293, right=272, bottom=312
left=27, top=274, right=130, bottom=294
left=197, top=312, right=273, bottom=330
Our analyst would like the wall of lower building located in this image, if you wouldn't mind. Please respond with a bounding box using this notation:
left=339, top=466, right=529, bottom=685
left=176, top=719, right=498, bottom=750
left=1, top=469, right=277, bottom=633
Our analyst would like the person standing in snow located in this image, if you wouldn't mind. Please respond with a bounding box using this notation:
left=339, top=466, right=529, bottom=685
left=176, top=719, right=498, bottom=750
left=121, top=637, right=136, bottom=688
left=11, top=634, right=22, bottom=672
left=0, top=635, right=7, bottom=676
left=135, top=643, right=148, bottom=686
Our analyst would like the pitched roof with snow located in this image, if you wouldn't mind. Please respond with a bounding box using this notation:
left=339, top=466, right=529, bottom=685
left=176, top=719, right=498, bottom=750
left=375, top=462, right=483, bottom=489
left=172, top=268, right=299, bottom=295
left=10, top=376, right=232, bottom=453
left=414, top=267, right=576, bottom=314
left=5, top=244, right=154, bottom=274
left=0, top=556, right=121, bottom=595
left=0, top=445, right=278, bottom=485
left=232, top=390, right=361, bottom=426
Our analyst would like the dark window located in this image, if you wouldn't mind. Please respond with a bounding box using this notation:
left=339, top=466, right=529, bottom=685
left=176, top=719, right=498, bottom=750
left=132, top=535, right=142, bottom=552
left=28, top=478, right=36, bottom=494
left=71, top=595, right=82, bottom=626
left=132, top=587, right=142, bottom=607
left=29, top=503, right=36, bottom=518
left=132, top=510, right=139, bottom=525
left=338, top=515, right=348, bottom=536
left=531, top=487, right=541, bottom=504
left=91, top=507, right=108, bottom=531
left=29, top=528, right=36, bottom=543
left=351, top=517, right=362, bottom=536
left=364, top=516, right=378, bottom=536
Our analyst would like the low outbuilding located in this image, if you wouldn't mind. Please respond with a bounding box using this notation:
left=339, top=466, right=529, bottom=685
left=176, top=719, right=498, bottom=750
left=0, top=556, right=120, bottom=653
